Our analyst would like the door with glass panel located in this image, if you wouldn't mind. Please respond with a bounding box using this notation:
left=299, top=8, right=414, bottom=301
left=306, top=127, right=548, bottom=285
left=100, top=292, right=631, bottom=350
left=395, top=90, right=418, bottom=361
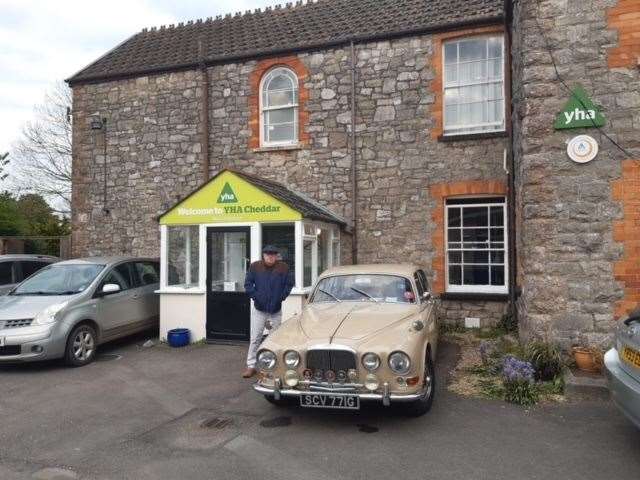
left=206, top=227, right=251, bottom=341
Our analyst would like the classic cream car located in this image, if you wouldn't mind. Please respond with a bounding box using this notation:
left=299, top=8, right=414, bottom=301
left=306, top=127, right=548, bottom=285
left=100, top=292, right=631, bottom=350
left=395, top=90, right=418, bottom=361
left=253, top=264, right=439, bottom=415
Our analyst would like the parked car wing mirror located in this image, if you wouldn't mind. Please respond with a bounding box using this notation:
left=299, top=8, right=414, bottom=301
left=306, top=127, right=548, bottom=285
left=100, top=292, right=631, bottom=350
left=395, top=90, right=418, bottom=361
left=101, top=283, right=121, bottom=295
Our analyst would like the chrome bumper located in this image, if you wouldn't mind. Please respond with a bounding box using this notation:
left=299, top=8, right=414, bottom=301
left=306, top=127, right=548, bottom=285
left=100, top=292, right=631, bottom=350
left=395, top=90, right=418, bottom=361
left=604, top=348, right=640, bottom=429
left=253, top=379, right=424, bottom=406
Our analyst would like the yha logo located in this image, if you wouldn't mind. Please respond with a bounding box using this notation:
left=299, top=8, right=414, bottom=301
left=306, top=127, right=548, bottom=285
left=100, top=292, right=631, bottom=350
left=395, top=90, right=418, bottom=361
left=217, top=182, right=238, bottom=203
left=563, top=108, right=596, bottom=125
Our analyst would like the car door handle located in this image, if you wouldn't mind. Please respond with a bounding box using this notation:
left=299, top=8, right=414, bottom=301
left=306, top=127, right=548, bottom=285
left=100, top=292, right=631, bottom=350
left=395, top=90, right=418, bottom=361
left=131, top=294, right=140, bottom=300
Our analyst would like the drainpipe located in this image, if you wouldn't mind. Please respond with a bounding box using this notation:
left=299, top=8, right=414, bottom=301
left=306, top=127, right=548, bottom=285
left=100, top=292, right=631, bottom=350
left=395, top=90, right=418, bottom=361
left=199, top=39, right=211, bottom=179
left=504, top=0, right=518, bottom=329
left=350, top=40, right=358, bottom=264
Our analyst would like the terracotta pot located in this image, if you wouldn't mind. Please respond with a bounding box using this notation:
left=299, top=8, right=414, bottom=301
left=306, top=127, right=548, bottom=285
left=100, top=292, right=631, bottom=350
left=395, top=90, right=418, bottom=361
left=572, top=347, right=601, bottom=373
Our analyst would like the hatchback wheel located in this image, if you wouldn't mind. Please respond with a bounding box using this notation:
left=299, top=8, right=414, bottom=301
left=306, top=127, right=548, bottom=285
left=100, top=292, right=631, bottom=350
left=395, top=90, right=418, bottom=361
left=65, top=324, right=97, bottom=367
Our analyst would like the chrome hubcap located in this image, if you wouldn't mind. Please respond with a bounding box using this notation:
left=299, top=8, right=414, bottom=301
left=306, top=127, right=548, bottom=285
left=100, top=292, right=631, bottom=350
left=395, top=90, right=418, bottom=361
left=73, top=331, right=95, bottom=361
left=421, top=363, right=433, bottom=400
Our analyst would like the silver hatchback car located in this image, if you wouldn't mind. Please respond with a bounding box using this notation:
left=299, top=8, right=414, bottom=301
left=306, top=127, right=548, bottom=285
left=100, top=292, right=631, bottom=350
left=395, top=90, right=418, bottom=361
left=0, top=256, right=159, bottom=366
left=605, top=309, right=640, bottom=429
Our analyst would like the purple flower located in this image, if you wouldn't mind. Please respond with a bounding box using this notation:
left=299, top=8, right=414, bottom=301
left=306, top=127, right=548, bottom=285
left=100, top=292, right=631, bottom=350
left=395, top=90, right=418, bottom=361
left=502, top=355, right=535, bottom=383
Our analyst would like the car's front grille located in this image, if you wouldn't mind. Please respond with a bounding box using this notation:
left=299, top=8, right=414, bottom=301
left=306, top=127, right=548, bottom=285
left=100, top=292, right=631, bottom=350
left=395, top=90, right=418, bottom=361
left=306, top=349, right=357, bottom=374
left=0, top=346, right=21, bottom=356
left=0, top=319, right=33, bottom=329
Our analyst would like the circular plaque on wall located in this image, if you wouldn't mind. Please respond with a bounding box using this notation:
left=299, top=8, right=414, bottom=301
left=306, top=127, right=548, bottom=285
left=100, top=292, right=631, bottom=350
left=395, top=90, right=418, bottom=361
left=567, top=135, right=598, bottom=164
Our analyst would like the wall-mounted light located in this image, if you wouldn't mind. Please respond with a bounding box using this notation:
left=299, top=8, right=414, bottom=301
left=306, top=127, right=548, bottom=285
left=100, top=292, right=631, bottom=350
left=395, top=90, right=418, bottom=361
left=90, top=116, right=105, bottom=130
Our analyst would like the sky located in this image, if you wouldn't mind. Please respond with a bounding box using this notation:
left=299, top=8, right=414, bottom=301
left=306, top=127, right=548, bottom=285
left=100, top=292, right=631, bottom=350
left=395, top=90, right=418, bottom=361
left=0, top=0, right=287, bottom=154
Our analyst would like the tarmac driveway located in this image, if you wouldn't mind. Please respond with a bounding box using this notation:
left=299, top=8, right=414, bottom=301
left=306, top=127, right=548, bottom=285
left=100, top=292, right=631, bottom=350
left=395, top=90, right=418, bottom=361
left=0, top=333, right=638, bottom=480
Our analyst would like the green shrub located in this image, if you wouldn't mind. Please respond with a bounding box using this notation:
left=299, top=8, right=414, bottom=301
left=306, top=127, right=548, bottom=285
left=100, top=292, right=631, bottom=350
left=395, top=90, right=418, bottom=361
left=503, top=379, right=539, bottom=406
left=524, top=341, right=564, bottom=381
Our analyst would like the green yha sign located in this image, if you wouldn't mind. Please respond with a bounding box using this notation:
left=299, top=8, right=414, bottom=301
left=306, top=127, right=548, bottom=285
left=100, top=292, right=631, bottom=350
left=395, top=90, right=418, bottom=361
left=554, top=84, right=605, bottom=130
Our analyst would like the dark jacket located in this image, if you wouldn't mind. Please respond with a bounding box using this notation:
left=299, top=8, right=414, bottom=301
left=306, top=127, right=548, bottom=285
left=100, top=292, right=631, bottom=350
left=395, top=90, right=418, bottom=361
left=244, top=260, right=294, bottom=314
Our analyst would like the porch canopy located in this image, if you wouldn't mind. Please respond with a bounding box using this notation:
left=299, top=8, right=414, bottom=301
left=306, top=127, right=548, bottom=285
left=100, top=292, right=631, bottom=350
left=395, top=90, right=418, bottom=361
left=157, top=169, right=346, bottom=342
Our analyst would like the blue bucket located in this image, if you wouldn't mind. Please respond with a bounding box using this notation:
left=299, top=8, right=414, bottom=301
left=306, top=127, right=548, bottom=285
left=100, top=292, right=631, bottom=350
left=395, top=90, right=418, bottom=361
left=167, top=328, right=190, bottom=348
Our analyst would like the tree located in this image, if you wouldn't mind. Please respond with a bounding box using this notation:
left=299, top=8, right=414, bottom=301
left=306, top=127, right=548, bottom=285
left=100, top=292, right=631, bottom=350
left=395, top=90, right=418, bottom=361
left=0, top=152, right=9, bottom=181
left=0, top=191, right=24, bottom=235
left=10, top=81, right=72, bottom=214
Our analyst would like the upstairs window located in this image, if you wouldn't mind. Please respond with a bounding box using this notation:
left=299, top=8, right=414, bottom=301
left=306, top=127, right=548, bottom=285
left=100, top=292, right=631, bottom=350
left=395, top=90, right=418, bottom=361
left=443, top=35, right=505, bottom=136
left=260, top=67, right=299, bottom=146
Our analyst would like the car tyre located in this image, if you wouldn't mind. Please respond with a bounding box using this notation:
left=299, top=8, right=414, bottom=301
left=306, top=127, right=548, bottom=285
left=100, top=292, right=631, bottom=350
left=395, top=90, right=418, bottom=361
left=404, top=350, right=435, bottom=417
left=64, top=324, right=98, bottom=367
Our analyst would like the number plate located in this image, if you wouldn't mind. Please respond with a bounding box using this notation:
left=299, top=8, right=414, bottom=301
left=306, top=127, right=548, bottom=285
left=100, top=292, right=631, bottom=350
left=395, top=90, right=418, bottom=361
left=0, top=337, right=4, bottom=347
left=622, top=345, right=640, bottom=369
left=300, top=393, right=360, bottom=410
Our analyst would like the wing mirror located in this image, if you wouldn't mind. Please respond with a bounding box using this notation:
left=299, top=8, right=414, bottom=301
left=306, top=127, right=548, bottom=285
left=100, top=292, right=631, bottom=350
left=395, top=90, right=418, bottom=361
left=422, top=291, right=431, bottom=300
left=100, top=283, right=121, bottom=296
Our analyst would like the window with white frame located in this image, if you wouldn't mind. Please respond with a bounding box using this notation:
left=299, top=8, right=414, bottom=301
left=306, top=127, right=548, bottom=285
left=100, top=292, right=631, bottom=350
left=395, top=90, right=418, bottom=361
left=300, top=223, right=340, bottom=289
left=445, top=197, right=507, bottom=293
left=443, top=35, right=505, bottom=136
left=260, top=67, right=299, bottom=146
left=167, top=226, right=200, bottom=288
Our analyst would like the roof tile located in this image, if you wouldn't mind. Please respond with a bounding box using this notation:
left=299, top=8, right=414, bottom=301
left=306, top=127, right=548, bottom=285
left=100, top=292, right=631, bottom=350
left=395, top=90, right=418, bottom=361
left=68, top=0, right=503, bottom=85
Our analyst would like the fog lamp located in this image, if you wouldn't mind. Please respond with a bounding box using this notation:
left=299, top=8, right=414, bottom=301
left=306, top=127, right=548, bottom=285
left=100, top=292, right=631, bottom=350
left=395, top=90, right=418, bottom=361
left=364, top=373, right=379, bottom=391
left=284, top=370, right=299, bottom=387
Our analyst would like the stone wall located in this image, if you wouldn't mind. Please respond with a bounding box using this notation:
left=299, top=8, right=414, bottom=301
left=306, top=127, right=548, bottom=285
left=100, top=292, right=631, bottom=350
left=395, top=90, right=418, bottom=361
left=511, top=0, right=640, bottom=348
left=71, top=70, right=206, bottom=257
left=71, top=31, right=510, bottom=326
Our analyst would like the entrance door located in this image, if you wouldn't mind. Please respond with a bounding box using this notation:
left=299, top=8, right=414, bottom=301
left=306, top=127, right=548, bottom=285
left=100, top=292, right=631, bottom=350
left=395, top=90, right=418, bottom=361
left=206, top=227, right=251, bottom=341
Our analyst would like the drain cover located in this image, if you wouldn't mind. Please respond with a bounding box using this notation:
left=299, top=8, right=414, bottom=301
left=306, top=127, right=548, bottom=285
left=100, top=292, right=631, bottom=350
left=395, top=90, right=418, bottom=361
left=200, top=417, right=233, bottom=429
left=95, top=353, right=122, bottom=362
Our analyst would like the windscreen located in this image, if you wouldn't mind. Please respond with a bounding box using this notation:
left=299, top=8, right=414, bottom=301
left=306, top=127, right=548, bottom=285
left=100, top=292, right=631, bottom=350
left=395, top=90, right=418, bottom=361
left=312, top=274, right=415, bottom=304
left=12, top=264, right=105, bottom=296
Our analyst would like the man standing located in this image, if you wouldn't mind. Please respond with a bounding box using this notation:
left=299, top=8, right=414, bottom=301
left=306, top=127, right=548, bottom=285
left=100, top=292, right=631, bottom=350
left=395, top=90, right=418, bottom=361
left=243, top=245, right=294, bottom=378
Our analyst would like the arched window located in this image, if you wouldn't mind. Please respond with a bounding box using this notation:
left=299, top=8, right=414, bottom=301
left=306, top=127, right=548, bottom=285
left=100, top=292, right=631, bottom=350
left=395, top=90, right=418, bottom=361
left=260, top=67, right=298, bottom=146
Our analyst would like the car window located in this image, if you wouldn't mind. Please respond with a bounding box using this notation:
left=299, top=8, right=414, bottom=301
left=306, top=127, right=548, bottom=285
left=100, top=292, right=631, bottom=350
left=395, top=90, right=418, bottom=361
left=0, top=262, right=13, bottom=285
left=19, top=261, right=51, bottom=280
left=13, top=264, right=104, bottom=295
left=312, top=274, right=416, bottom=304
left=101, top=268, right=130, bottom=291
left=418, top=270, right=429, bottom=292
left=134, top=262, right=160, bottom=286
left=114, top=263, right=134, bottom=289
left=414, top=272, right=425, bottom=299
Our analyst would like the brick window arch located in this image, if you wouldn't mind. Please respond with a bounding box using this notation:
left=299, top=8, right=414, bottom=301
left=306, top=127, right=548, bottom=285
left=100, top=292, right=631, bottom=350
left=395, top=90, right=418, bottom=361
left=260, top=67, right=299, bottom=146
left=430, top=180, right=508, bottom=294
left=249, top=56, right=310, bottom=149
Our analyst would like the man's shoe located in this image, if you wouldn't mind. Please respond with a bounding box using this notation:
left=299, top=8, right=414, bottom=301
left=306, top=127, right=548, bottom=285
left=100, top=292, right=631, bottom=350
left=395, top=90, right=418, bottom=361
left=242, top=367, right=257, bottom=378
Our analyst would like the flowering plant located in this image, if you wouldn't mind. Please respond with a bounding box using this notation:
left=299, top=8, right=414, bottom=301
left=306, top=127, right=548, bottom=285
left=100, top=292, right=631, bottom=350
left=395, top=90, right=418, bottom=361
left=501, top=355, right=538, bottom=406
left=502, top=355, right=535, bottom=383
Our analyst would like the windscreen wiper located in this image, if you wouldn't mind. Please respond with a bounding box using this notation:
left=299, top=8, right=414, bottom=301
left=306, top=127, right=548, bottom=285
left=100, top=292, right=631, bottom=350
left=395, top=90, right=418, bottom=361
left=350, top=287, right=379, bottom=302
left=318, top=288, right=341, bottom=302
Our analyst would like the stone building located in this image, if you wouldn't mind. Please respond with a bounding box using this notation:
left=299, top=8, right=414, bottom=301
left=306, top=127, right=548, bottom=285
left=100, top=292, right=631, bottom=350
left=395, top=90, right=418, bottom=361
left=67, top=0, right=640, bottom=347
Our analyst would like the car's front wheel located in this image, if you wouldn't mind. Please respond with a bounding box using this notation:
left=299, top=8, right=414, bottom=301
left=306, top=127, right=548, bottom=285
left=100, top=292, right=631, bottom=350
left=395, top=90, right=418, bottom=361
left=404, top=349, right=435, bottom=417
left=64, top=324, right=97, bottom=367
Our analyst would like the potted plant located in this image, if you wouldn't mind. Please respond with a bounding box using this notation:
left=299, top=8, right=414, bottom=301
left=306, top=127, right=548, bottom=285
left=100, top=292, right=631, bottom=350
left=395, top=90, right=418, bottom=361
left=571, top=345, right=604, bottom=373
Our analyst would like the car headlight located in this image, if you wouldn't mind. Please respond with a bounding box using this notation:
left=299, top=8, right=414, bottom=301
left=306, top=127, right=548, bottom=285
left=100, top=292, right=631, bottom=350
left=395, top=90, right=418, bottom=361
left=284, top=350, right=300, bottom=368
left=257, top=350, right=277, bottom=371
left=361, top=352, right=380, bottom=371
left=388, top=351, right=411, bottom=375
left=33, top=302, right=68, bottom=326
